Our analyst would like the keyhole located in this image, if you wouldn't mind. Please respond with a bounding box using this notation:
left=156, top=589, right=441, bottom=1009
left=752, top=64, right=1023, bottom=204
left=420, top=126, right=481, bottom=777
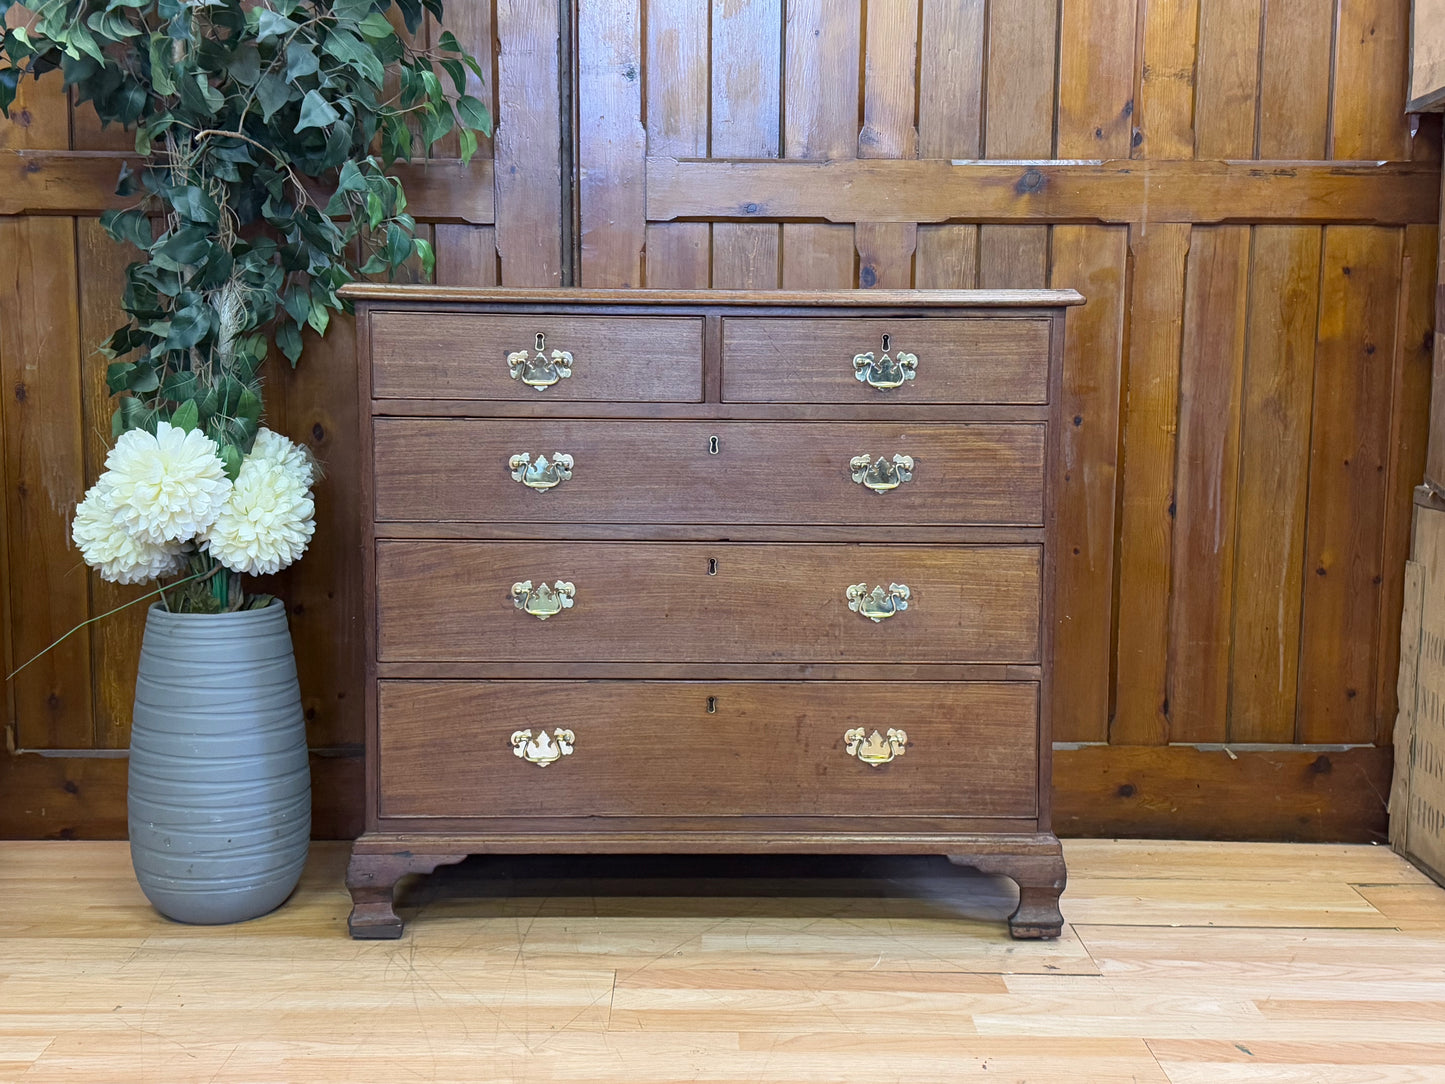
left=535, top=332, right=545, bottom=351
left=707, top=557, right=718, bottom=576
left=708, top=435, right=720, bottom=454
left=706, top=696, right=717, bottom=714
left=881, top=333, right=891, bottom=352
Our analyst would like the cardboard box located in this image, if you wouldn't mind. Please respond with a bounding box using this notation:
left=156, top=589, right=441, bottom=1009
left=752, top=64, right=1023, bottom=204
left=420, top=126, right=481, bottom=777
left=1391, top=488, right=1445, bottom=882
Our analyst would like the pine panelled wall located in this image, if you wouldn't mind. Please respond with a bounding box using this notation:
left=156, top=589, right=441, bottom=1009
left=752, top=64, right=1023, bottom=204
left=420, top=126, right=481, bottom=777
left=0, top=0, right=1439, bottom=841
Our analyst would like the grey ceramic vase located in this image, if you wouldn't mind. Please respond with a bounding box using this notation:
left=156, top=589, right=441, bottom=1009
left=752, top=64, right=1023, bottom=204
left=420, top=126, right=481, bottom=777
left=128, top=599, right=311, bottom=924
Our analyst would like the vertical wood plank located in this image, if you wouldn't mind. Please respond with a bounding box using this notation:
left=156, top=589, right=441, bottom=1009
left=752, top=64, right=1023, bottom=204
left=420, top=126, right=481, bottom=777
left=1167, top=226, right=1251, bottom=744
left=1375, top=224, right=1438, bottom=742
left=1428, top=157, right=1445, bottom=491
left=855, top=223, right=916, bottom=289
left=1298, top=226, right=1403, bottom=744
left=1193, top=0, right=1262, bottom=158
left=0, top=216, right=92, bottom=749
left=1057, top=0, right=1138, bottom=158
left=711, top=0, right=782, bottom=290
left=1257, top=0, right=1334, bottom=159
left=915, top=0, right=984, bottom=290
left=646, top=0, right=711, bottom=288
left=1112, top=221, right=1190, bottom=746
left=858, top=0, right=920, bottom=159
left=784, top=0, right=861, bottom=159
left=1331, top=0, right=1410, bottom=161
left=579, top=0, right=646, bottom=286
left=1051, top=225, right=1130, bottom=744
left=494, top=0, right=562, bottom=285
left=0, top=6, right=69, bottom=151
left=781, top=0, right=860, bottom=289
left=1228, top=226, right=1321, bottom=743
left=75, top=219, right=144, bottom=748
left=979, top=0, right=1056, bottom=293
left=426, top=1, right=497, bottom=162
left=69, top=93, right=132, bottom=152
left=711, top=223, right=780, bottom=289
left=855, top=0, right=919, bottom=288
left=435, top=225, right=499, bottom=286
left=1133, top=0, right=1200, bottom=160
left=267, top=323, right=362, bottom=753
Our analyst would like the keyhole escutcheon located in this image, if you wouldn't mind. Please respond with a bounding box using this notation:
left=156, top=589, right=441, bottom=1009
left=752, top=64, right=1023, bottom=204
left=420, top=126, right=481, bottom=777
left=708, top=435, right=720, bottom=455
left=535, top=332, right=545, bottom=351
left=881, top=333, right=891, bottom=352
left=707, top=557, right=718, bottom=576
left=706, top=696, right=717, bottom=714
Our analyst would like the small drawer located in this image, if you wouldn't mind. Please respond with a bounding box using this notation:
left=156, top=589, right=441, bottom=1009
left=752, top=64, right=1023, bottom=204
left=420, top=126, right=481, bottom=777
left=373, top=419, right=1047, bottom=526
left=375, top=541, right=1041, bottom=664
left=721, top=317, right=1050, bottom=404
left=378, top=680, right=1039, bottom=819
left=370, top=313, right=704, bottom=401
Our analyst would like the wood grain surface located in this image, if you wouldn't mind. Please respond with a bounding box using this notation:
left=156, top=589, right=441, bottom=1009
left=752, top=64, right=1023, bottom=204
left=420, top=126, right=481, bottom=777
left=375, top=541, right=1042, bottom=665
left=372, top=419, right=1046, bottom=526
left=377, top=680, right=1039, bottom=819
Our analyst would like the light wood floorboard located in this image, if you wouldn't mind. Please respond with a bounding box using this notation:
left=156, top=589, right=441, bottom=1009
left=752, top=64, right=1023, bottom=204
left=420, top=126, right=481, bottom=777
left=0, top=839, right=1441, bottom=1082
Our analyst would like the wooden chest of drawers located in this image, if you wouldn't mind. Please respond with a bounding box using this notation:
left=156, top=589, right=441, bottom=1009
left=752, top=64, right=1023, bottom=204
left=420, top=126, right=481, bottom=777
left=342, top=287, right=1082, bottom=939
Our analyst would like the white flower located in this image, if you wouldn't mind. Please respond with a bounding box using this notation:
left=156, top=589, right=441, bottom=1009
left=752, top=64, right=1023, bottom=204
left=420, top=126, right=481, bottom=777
left=247, top=427, right=318, bottom=488
left=71, top=479, right=187, bottom=584
left=203, top=436, right=316, bottom=576
left=102, top=422, right=232, bottom=545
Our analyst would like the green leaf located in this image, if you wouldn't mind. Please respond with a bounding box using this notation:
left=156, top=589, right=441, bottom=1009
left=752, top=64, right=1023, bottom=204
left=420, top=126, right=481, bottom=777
left=275, top=320, right=302, bottom=364
left=412, top=237, right=434, bottom=280
left=152, top=225, right=211, bottom=267
left=106, top=361, right=136, bottom=393
left=236, top=386, right=262, bottom=425
left=438, top=30, right=462, bottom=53
left=458, top=124, right=477, bottom=166
left=455, top=94, right=490, bottom=134
left=170, top=399, right=199, bottom=432
left=176, top=185, right=219, bottom=225
left=100, top=209, right=153, bottom=250
left=219, top=441, right=243, bottom=480
left=165, top=304, right=211, bottom=349
left=385, top=222, right=410, bottom=268
left=128, top=360, right=161, bottom=394
left=357, top=12, right=395, bottom=41
left=440, top=57, right=466, bottom=96
left=365, top=189, right=384, bottom=230
left=306, top=300, right=329, bottom=335
left=322, top=28, right=384, bottom=87
left=295, top=89, right=339, bottom=132
left=255, top=72, right=292, bottom=121
left=284, top=41, right=319, bottom=82
left=147, top=34, right=175, bottom=96
left=255, top=9, right=294, bottom=41
left=228, top=43, right=261, bottom=86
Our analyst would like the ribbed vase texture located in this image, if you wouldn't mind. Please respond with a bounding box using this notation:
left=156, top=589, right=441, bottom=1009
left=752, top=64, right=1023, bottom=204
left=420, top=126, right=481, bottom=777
left=128, top=601, right=311, bottom=924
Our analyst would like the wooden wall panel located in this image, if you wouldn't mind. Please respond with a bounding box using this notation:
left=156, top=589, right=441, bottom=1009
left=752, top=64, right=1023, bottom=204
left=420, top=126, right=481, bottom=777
left=1, top=0, right=1440, bottom=842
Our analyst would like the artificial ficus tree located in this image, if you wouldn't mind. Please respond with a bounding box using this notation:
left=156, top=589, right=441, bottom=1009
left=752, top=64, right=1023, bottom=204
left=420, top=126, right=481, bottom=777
left=0, top=0, right=490, bottom=610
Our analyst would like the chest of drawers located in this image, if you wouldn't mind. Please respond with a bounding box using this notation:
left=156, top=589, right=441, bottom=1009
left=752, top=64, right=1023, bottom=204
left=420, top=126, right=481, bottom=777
left=342, top=287, right=1082, bottom=940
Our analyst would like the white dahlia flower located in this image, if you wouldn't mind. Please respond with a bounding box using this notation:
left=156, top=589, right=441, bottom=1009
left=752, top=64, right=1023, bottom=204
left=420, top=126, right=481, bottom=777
left=102, top=422, right=232, bottom=545
left=71, top=480, right=187, bottom=584
left=247, top=427, right=318, bottom=488
left=203, top=434, right=316, bottom=576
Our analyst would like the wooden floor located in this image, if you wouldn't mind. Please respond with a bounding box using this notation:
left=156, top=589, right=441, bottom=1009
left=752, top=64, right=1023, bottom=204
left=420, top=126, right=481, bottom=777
left=3, top=841, right=1445, bottom=1082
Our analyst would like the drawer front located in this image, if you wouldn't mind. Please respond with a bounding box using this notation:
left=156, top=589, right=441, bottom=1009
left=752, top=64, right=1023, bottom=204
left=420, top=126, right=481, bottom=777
left=370, top=313, right=704, bottom=401
left=378, top=681, right=1039, bottom=819
left=373, top=419, right=1046, bottom=526
left=721, top=317, right=1050, bottom=404
left=376, top=542, right=1041, bottom=663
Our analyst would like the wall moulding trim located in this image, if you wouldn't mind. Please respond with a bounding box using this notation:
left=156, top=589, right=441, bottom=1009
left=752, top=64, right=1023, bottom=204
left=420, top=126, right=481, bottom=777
left=0, top=151, right=497, bottom=223
left=646, top=157, right=1442, bottom=227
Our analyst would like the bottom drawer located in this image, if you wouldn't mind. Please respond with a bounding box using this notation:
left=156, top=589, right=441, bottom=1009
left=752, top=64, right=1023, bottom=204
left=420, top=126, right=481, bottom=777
left=377, top=681, right=1038, bottom=819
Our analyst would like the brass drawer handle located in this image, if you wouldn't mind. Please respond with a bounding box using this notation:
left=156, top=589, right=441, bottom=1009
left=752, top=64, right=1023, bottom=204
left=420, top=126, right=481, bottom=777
left=852, top=334, right=917, bottom=390
left=845, top=727, right=907, bottom=766
left=850, top=453, right=914, bottom=492
left=510, top=579, right=575, bottom=619
left=847, top=582, right=910, bottom=622
left=507, top=332, right=573, bottom=389
left=511, top=728, right=574, bottom=766
left=509, top=452, right=573, bottom=491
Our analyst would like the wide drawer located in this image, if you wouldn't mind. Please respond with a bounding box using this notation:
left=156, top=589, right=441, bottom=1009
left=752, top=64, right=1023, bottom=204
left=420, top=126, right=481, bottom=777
left=373, top=419, right=1047, bottom=526
left=369, top=313, right=704, bottom=401
left=721, top=317, right=1051, bottom=403
left=375, top=542, right=1041, bottom=663
left=377, top=680, right=1039, bottom=818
